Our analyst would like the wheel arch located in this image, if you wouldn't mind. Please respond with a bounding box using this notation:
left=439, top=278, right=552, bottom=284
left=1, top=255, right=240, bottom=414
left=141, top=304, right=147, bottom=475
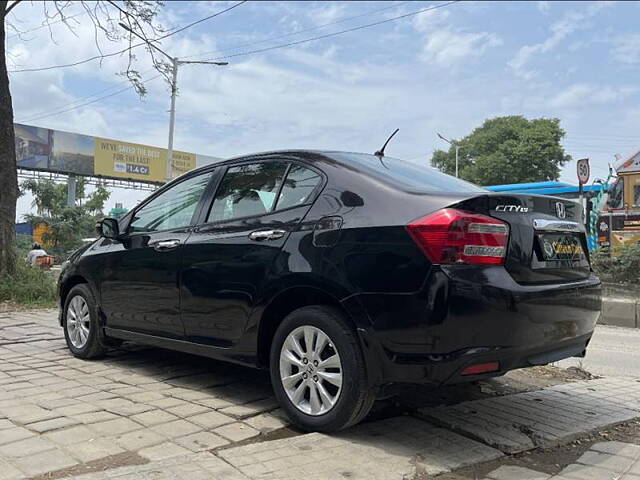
left=256, top=285, right=358, bottom=369
left=58, top=275, right=91, bottom=324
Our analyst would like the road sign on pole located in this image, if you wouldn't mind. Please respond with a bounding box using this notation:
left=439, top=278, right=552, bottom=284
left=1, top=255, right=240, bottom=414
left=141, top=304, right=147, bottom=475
left=577, top=158, right=590, bottom=225
left=577, top=158, right=590, bottom=185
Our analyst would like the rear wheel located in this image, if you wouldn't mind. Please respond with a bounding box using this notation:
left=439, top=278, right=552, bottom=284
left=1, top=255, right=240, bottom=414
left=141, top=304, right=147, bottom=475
left=63, top=284, right=106, bottom=359
left=270, top=306, right=375, bottom=432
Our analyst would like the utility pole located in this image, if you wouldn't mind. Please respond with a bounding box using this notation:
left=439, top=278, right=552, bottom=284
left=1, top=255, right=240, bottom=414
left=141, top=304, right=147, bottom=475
left=119, top=24, right=228, bottom=182
left=67, top=175, right=76, bottom=207
left=437, top=133, right=459, bottom=178
left=167, top=57, right=179, bottom=182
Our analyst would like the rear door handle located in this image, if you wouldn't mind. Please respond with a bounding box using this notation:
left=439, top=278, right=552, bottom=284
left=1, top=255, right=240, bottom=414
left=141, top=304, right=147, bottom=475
left=249, top=229, right=286, bottom=241
left=152, top=239, right=181, bottom=251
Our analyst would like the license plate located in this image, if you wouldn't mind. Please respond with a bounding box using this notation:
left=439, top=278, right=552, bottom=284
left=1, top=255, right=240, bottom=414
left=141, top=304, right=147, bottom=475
left=538, top=233, right=585, bottom=261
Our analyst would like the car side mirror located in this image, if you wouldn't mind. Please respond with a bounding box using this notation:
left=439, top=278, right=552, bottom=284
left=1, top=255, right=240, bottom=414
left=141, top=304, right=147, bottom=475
left=96, top=217, right=120, bottom=239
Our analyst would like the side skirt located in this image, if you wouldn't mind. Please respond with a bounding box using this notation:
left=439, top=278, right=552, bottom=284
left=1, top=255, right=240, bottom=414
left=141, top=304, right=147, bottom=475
left=103, top=327, right=260, bottom=369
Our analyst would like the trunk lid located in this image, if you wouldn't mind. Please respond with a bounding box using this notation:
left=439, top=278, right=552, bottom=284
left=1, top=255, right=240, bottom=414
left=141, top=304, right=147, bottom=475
left=454, top=193, right=591, bottom=284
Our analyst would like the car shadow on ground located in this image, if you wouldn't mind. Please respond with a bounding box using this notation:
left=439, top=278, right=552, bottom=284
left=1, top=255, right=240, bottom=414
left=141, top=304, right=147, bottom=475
left=88, top=341, right=584, bottom=425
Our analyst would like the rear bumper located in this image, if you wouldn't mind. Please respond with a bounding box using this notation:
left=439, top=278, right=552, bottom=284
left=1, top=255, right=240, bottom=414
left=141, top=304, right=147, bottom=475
left=352, top=265, right=601, bottom=386
left=377, top=332, right=592, bottom=385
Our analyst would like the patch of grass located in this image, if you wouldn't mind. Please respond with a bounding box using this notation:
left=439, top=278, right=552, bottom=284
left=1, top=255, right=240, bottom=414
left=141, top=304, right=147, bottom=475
left=591, top=243, right=640, bottom=286
left=0, top=258, right=57, bottom=307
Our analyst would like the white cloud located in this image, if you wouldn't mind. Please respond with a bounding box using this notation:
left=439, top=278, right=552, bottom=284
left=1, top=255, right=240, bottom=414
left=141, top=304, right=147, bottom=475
left=411, top=7, right=500, bottom=67
left=548, top=84, right=637, bottom=108
left=420, top=30, right=502, bottom=66
left=307, top=2, right=348, bottom=26
left=509, top=2, right=613, bottom=78
left=411, top=8, right=451, bottom=33
left=537, top=1, right=551, bottom=14
left=7, top=0, right=640, bottom=219
left=611, top=33, right=640, bottom=64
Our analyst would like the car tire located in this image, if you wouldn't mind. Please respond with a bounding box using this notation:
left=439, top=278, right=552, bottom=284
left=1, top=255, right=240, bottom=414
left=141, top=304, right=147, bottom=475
left=62, top=284, right=106, bottom=359
left=270, top=305, right=375, bottom=432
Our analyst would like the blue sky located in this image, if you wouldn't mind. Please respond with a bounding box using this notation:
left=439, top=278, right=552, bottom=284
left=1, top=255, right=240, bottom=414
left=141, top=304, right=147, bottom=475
left=8, top=1, right=640, bottom=216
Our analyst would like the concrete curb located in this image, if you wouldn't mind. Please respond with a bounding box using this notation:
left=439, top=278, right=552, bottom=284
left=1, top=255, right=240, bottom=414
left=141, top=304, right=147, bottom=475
left=601, top=296, right=639, bottom=329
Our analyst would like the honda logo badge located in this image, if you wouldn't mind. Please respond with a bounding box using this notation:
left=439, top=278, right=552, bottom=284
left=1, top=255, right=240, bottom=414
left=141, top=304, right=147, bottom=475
left=555, top=202, right=566, bottom=219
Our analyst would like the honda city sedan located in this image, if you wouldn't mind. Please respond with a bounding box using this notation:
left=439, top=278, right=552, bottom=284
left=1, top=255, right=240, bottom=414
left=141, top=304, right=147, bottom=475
left=58, top=150, right=602, bottom=432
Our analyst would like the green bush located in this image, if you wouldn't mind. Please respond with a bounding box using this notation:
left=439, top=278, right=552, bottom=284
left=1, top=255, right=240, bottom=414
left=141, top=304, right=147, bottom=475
left=0, top=257, right=58, bottom=307
left=591, top=243, right=640, bottom=285
left=16, top=234, right=33, bottom=256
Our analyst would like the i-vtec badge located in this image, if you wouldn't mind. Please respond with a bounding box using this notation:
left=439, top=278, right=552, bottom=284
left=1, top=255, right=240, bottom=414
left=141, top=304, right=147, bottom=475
left=495, top=205, right=529, bottom=213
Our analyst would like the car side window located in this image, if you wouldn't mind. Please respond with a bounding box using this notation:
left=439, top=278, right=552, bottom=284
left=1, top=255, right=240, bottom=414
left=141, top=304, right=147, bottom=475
left=128, top=171, right=213, bottom=233
left=275, top=164, right=322, bottom=210
left=207, top=162, right=288, bottom=222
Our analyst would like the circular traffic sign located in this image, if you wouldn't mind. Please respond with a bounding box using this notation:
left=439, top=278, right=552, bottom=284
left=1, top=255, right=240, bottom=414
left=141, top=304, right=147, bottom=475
left=577, top=158, right=590, bottom=185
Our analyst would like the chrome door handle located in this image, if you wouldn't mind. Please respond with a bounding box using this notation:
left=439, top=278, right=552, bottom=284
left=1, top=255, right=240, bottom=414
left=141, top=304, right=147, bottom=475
left=249, top=229, right=286, bottom=241
left=152, top=239, right=181, bottom=251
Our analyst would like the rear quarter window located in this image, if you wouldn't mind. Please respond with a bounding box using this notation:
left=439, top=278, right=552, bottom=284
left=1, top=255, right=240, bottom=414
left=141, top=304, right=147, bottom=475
left=329, top=152, right=486, bottom=193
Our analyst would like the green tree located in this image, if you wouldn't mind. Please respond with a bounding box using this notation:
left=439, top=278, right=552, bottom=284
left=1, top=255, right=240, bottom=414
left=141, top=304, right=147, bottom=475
left=431, top=116, right=572, bottom=186
left=84, top=185, right=111, bottom=215
left=21, top=179, right=111, bottom=259
left=0, top=1, right=167, bottom=276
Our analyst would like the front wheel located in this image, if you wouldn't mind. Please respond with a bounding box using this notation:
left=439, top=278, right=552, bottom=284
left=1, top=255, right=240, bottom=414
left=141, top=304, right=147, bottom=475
left=62, top=284, right=106, bottom=359
left=270, top=306, right=375, bottom=432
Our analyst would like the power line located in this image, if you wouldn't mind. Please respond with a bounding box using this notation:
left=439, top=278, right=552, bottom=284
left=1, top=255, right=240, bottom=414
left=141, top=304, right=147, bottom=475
left=182, top=1, right=410, bottom=60
left=16, top=1, right=458, bottom=122
left=566, top=132, right=640, bottom=139
left=18, top=70, right=153, bottom=123
left=196, top=1, right=460, bottom=63
left=17, top=1, right=411, bottom=122
left=13, top=1, right=247, bottom=120
left=8, top=1, right=246, bottom=74
left=159, top=1, right=246, bottom=39
left=7, top=10, right=88, bottom=40
left=566, top=135, right=640, bottom=142
left=19, top=74, right=163, bottom=124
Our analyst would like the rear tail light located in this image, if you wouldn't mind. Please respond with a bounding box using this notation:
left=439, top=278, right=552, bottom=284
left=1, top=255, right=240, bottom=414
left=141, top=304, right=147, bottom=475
left=406, top=208, right=509, bottom=265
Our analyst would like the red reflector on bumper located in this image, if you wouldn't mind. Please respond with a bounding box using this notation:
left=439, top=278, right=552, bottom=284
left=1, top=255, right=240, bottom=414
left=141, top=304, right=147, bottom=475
left=461, top=362, right=500, bottom=376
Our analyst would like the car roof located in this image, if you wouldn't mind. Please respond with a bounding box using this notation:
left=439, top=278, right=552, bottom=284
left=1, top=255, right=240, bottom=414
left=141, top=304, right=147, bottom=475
left=188, top=149, right=380, bottom=175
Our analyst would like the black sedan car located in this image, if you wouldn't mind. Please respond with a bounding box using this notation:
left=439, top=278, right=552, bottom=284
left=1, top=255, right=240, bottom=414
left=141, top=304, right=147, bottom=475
left=58, top=150, right=601, bottom=432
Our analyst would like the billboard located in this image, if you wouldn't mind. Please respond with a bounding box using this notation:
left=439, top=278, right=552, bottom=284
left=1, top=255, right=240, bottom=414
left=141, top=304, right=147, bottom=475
left=15, top=123, right=218, bottom=183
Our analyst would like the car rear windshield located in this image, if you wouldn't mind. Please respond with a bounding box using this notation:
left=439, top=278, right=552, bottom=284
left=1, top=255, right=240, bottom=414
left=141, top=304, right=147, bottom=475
left=330, top=152, right=486, bottom=193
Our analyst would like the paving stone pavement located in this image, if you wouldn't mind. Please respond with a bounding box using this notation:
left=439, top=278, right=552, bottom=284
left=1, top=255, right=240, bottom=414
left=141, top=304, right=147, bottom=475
left=482, top=441, right=640, bottom=479
left=4, top=310, right=640, bottom=480
left=0, top=310, right=286, bottom=479
left=420, top=377, right=640, bottom=453
left=218, top=416, right=502, bottom=479
left=64, top=452, right=250, bottom=480
left=61, top=441, right=640, bottom=480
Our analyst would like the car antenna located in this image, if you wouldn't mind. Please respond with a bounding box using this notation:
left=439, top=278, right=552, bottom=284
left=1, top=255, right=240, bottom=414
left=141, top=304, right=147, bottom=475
left=374, top=128, right=399, bottom=157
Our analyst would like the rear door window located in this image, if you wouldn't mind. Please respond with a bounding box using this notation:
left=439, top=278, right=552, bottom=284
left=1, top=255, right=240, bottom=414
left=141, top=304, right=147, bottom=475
left=275, top=164, right=322, bottom=210
left=207, top=162, right=288, bottom=222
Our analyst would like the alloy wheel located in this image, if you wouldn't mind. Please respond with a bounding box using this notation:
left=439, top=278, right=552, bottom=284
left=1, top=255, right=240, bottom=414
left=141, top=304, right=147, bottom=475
left=279, top=325, right=343, bottom=416
left=66, top=295, right=91, bottom=349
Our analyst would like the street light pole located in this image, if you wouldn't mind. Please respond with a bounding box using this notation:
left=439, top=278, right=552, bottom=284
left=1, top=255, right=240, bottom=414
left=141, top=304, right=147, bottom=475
left=437, top=132, right=459, bottom=178
left=163, top=58, right=227, bottom=181
left=166, top=57, right=179, bottom=182
left=118, top=23, right=228, bottom=182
